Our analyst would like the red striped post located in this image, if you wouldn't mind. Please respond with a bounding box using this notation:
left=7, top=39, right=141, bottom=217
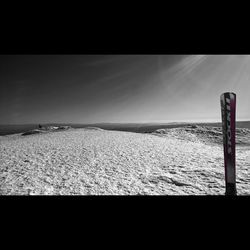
left=220, top=92, right=237, bottom=196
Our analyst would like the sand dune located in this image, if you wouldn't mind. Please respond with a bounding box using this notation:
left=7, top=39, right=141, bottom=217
left=21, top=125, right=71, bottom=136
left=154, top=125, right=250, bottom=146
left=0, top=127, right=249, bottom=195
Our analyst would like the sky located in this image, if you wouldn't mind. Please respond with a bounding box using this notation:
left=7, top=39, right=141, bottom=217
left=0, top=55, right=249, bottom=124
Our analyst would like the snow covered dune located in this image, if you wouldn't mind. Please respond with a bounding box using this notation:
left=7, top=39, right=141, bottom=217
left=0, top=127, right=249, bottom=195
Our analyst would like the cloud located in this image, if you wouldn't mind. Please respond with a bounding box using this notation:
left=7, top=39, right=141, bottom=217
left=97, top=68, right=135, bottom=83
left=173, top=55, right=209, bottom=75
left=83, top=56, right=128, bottom=67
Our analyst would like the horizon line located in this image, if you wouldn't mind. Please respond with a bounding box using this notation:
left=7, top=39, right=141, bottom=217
left=1, top=119, right=250, bottom=126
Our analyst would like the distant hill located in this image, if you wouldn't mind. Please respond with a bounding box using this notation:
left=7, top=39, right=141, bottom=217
left=0, top=121, right=250, bottom=136
left=153, top=124, right=250, bottom=146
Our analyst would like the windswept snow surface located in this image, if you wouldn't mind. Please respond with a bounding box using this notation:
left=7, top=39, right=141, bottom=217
left=0, top=126, right=249, bottom=195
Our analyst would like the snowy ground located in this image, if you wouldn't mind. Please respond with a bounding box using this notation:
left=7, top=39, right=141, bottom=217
left=0, top=126, right=249, bottom=195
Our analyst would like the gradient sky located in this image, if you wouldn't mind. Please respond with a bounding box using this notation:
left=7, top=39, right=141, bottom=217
left=0, top=55, right=249, bottom=124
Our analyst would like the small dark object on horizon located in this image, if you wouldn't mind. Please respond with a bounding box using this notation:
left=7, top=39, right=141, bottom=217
left=38, top=124, right=42, bottom=129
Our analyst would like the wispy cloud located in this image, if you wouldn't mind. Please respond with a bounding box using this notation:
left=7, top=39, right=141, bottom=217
left=97, top=68, right=134, bottom=83
left=83, top=56, right=127, bottom=67
left=156, top=55, right=209, bottom=84
left=84, top=63, right=144, bottom=91
left=177, top=55, right=209, bottom=74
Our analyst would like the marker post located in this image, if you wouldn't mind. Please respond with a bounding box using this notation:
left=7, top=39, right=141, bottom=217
left=220, top=92, right=237, bottom=196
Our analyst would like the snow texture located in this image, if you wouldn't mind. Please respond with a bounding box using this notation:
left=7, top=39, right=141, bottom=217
left=0, top=126, right=249, bottom=195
